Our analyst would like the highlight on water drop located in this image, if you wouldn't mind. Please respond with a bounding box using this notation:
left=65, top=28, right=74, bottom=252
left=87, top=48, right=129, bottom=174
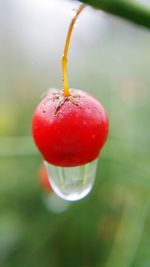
left=44, top=159, right=98, bottom=201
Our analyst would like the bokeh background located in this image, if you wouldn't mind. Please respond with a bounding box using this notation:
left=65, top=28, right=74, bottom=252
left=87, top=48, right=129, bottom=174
left=0, top=0, right=150, bottom=266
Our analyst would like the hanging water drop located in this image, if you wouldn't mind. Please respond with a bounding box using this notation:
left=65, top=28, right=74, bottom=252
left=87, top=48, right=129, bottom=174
left=44, top=159, right=98, bottom=201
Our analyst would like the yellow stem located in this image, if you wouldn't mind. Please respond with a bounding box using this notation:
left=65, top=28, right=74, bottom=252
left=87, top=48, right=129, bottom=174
left=62, top=4, right=86, bottom=97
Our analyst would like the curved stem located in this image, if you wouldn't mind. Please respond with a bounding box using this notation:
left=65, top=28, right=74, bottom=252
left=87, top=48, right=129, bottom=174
left=62, top=4, right=86, bottom=97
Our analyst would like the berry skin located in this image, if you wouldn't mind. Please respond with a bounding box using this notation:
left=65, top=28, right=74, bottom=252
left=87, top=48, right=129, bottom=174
left=39, top=165, right=52, bottom=192
left=32, top=89, right=109, bottom=167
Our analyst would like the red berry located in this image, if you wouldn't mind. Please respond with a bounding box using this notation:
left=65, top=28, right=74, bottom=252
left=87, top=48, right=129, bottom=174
left=39, top=165, right=52, bottom=192
left=32, top=89, right=108, bottom=167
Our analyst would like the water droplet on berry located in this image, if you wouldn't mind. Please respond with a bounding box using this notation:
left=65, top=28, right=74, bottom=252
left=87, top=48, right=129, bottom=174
left=44, top=160, right=98, bottom=201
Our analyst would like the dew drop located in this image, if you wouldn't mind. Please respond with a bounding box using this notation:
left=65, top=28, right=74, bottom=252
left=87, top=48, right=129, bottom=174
left=44, top=159, right=98, bottom=201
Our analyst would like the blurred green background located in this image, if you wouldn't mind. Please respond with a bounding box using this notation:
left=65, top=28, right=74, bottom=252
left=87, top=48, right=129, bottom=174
left=0, top=0, right=150, bottom=266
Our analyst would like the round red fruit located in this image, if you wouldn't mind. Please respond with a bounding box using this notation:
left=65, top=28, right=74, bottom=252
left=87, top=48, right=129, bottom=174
left=32, top=89, right=109, bottom=167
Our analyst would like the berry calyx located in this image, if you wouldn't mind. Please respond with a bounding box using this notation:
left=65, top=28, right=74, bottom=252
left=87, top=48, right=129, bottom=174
left=32, top=89, right=108, bottom=167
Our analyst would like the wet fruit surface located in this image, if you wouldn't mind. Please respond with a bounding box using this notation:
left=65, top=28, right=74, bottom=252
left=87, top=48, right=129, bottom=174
left=32, top=89, right=108, bottom=167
